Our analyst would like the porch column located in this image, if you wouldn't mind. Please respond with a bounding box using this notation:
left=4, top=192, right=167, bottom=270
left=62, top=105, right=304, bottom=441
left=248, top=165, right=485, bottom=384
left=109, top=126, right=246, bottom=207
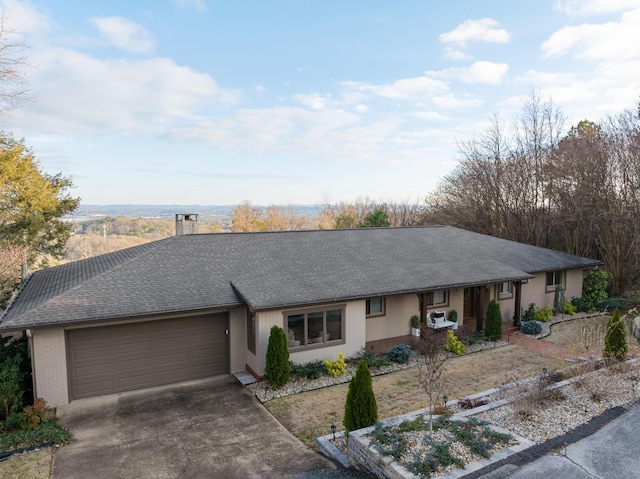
left=475, top=286, right=484, bottom=332
left=513, top=281, right=522, bottom=326
left=418, top=293, right=426, bottom=327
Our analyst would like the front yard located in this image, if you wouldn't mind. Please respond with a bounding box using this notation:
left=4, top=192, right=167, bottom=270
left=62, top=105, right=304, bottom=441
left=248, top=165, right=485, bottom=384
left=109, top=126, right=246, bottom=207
left=265, top=345, right=565, bottom=446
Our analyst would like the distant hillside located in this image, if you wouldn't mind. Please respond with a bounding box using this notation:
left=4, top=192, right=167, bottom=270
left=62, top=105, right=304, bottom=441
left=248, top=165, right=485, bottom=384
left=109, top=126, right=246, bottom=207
left=67, top=204, right=322, bottom=222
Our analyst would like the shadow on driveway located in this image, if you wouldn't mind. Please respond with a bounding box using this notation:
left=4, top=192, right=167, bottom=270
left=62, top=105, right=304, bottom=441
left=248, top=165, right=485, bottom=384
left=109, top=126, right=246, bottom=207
left=53, top=376, right=333, bottom=479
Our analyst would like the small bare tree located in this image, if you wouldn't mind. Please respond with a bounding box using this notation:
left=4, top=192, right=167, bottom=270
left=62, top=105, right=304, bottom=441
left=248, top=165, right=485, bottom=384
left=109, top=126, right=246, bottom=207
left=416, top=330, right=449, bottom=434
left=0, top=13, right=31, bottom=114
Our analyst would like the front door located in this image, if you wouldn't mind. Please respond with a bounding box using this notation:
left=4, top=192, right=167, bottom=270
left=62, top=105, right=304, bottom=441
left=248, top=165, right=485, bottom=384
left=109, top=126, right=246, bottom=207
left=463, top=288, right=474, bottom=319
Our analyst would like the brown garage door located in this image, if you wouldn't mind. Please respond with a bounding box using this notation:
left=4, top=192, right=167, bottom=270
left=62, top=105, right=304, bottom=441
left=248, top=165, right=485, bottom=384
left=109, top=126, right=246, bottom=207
left=67, top=313, right=228, bottom=400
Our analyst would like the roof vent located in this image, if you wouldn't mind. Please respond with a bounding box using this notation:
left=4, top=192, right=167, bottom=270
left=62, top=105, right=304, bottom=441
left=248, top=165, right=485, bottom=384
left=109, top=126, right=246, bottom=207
left=175, top=214, right=199, bottom=236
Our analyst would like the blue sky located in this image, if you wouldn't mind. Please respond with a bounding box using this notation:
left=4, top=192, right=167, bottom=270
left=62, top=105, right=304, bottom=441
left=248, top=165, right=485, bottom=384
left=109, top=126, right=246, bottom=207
left=3, top=0, right=640, bottom=205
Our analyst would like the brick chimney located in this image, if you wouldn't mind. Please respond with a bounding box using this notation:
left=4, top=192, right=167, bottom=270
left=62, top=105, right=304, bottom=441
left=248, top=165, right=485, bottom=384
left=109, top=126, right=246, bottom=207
left=175, top=214, right=199, bottom=235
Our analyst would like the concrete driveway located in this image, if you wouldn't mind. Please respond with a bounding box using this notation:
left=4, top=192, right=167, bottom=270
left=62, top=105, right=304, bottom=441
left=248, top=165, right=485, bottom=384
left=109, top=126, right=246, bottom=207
left=53, top=376, right=333, bottom=479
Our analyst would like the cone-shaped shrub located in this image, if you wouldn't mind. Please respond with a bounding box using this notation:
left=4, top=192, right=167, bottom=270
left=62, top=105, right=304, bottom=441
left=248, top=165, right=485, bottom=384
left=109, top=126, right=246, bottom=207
left=604, top=308, right=628, bottom=364
left=343, top=360, right=378, bottom=431
left=485, top=299, right=503, bottom=341
left=265, top=326, right=289, bottom=389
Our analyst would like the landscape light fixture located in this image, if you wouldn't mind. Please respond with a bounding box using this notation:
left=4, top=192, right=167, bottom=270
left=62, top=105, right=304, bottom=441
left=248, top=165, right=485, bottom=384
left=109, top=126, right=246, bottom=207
left=543, top=367, right=548, bottom=375
left=331, top=424, right=336, bottom=439
left=443, top=394, right=448, bottom=406
left=264, top=385, right=270, bottom=399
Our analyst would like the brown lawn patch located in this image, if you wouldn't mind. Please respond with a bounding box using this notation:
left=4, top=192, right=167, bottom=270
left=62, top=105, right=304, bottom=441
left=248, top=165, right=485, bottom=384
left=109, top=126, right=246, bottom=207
left=543, top=315, right=640, bottom=355
left=265, top=345, right=564, bottom=447
left=0, top=447, right=53, bottom=479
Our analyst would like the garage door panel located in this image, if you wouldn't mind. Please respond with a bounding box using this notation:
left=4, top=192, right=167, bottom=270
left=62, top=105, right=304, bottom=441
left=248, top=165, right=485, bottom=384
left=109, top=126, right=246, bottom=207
left=114, top=339, right=152, bottom=354
left=75, top=380, right=115, bottom=396
left=116, top=373, right=155, bottom=389
left=68, top=313, right=228, bottom=400
left=74, top=363, right=113, bottom=378
left=155, top=351, right=190, bottom=365
left=116, top=356, right=154, bottom=371
left=71, top=345, right=113, bottom=361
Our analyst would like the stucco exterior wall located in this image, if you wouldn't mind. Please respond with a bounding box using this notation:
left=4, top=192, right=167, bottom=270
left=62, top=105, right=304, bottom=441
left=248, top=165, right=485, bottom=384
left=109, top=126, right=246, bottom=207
left=366, top=294, right=419, bottom=342
left=32, top=328, right=69, bottom=407
left=229, top=307, right=246, bottom=373
left=565, top=269, right=584, bottom=300
left=256, top=300, right=366, bottom=374
left=494, top=284, right=516, bottom=323
left=521, top=267, right=585, bottom=312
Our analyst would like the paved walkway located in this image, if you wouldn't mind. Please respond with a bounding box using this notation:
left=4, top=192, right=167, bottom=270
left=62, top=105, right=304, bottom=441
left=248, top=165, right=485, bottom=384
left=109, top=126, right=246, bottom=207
left=504, top=331, right=580, bottom=360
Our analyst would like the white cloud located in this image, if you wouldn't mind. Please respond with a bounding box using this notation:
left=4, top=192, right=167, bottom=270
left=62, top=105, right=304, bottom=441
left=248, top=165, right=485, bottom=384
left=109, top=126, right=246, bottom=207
left=432, top=61, right=510, bottom=85
left=542, top=8, right=640, bottom=60
left=413, top=111, right=450, bottom=121
left=170, top=107, right=364, bottom=156
left=1, top=0, right=52, bottom=34
left=341, top=76, right=449, bottom=101
left=13, top=47, right=239, bottom=135
left=439, top=18, right=511, bottom=60
left=91, top=17, right=156, bottom=54
left=171, top=0, right=207, bottom=12
left=554, top=0, right=640, bottom=16
left=293, top=93, right=334, bottom=110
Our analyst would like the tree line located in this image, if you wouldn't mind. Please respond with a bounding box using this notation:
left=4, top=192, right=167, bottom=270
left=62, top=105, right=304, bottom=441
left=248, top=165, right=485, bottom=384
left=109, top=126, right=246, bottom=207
left=425, top=93, right=640, bottom=296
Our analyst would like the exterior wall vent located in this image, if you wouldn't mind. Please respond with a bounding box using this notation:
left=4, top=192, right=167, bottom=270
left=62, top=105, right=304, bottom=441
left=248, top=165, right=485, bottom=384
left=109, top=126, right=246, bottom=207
left=175, top=213, right=199, bottom=235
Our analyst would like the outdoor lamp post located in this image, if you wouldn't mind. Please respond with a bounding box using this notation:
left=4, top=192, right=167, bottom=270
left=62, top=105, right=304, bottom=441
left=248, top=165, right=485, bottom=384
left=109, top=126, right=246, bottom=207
left=331, top=424, right=336, bottom=439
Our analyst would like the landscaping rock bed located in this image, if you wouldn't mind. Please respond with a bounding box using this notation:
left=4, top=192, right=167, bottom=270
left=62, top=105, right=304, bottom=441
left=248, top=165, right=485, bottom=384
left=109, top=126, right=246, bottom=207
left=318, top=356, right=640, bottom=478
left=248, top=340, right=508, bottom=403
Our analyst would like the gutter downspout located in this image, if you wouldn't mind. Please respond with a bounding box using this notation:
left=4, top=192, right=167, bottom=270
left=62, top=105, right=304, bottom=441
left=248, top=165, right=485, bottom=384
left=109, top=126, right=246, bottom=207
left=26, top=329, right=37, bottom=400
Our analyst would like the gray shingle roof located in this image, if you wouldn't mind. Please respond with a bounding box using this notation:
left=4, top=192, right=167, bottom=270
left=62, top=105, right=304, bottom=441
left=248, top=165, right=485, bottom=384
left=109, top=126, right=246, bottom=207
left=0, top=226, right=601, bottom=329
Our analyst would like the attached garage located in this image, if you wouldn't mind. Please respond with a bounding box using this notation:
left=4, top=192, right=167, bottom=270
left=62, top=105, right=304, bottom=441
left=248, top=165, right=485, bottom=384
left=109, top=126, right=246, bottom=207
left=67, top=313, right=228, bottom=400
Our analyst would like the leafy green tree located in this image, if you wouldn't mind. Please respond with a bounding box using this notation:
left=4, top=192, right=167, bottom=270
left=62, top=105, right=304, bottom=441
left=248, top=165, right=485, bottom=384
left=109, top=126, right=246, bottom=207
left=343, top=360, right=378, bottom=431
left=0, top=133, right=79, bottom=305
left=264, top=326, right=290, bottom=389
left=485, top=299, right=503, bottom=341
left=604, top=308, right=628, bottom=364
left=358, top=208, right=391, bottom=228
left=582, top=270, right=609, bottom=310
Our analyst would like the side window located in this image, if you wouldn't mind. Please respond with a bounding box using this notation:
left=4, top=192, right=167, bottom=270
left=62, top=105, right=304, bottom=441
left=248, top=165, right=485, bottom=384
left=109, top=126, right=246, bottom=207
left=366, top=297, right=385, bottom=317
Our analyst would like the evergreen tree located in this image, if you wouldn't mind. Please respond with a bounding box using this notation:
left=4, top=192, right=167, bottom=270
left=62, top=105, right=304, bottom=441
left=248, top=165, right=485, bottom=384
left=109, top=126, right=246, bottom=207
left=343, top=360, right=378, bottom=431
left=604, top=308, right=628, bottom=364
left=485, top=299, right=503, bottom=341
left=264, top=326, right=289, bottom=389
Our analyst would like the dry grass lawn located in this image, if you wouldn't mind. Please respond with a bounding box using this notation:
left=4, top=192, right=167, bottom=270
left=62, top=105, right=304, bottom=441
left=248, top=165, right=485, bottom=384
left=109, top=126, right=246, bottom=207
left=265, top=345, right=565, bottom=446
left=0, top=447, right=53, bottom=479
left=543, top=315, right=640, bottom=355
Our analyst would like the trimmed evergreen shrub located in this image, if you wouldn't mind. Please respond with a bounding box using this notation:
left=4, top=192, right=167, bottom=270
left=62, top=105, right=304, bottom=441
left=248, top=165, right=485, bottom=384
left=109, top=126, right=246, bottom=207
left=604, top=308, right=628, bottom=364
left=521, top=321, right=543, bottom=336
left=387, top=345, right=411, bottom=364
left=343, top=360, right=378, bottom=431
left=571, top=296, right=593, bottom=313
left=485, top=300, right=502, bottom=341
left=522, top=303, right=536, bottom=322
left=290, top=360, right=326, bottom=379
left=265, top=326, right=290, bottom=389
